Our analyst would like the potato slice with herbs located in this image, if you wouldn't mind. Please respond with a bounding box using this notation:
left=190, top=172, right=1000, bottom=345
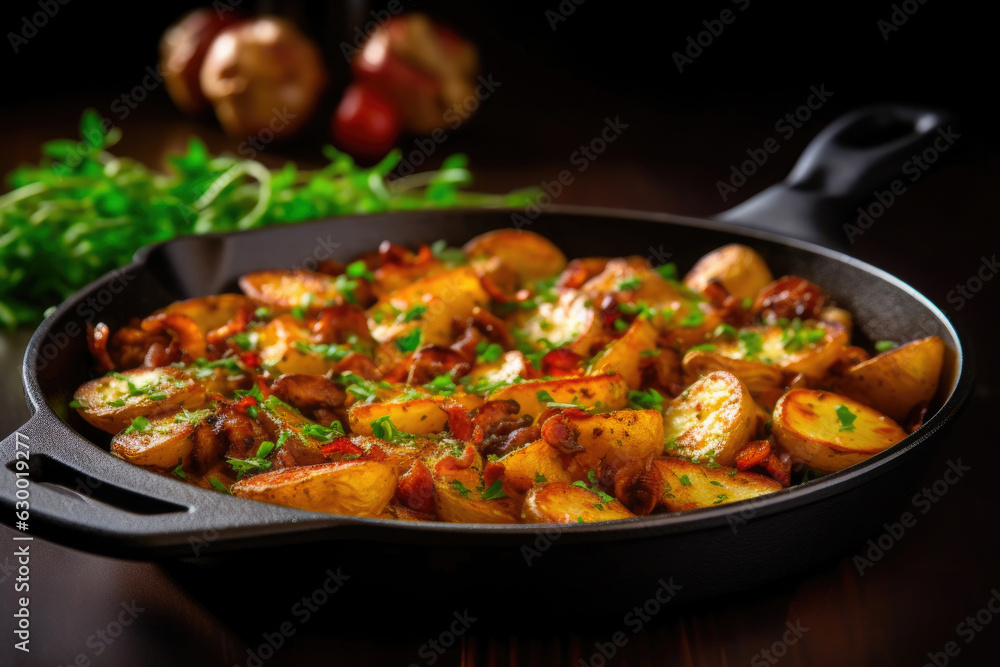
left=662, top=371, right=756, bottom=466
left=521, top=482, right=634, bottom=524
left=772, top=389, right=907, bottom=472
left=239, top=270, right=356, bottom=312
left=831, top=336, right=944, bottom=422
left=513, top=289, right=601, bottom=357
left=463, top=229, right=567, bottom=281
left=368, top=266, right=489, bottom=348
left=433, top=465, right=520, bottom=524
left=73, top=367, right=206, bottom=434
left=712, top=322, right=848, bottom=377
left=488, top=374, right=629, bottom=418
left=231, top=460, right=397, bottom=517
left=349, top=393, right=483, bottom=436
left=652, top=458, right=782, bottom=511
left=683, top=244, right=773, bottom=301
left=111, top=410, right=211, bottom=469
left=589, top=318, right=659, bottom=389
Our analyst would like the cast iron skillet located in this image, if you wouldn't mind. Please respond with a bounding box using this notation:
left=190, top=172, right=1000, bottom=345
left=0, top=107, right=973, bottom=605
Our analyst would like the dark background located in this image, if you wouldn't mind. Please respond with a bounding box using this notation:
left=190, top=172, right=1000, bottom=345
left=1, top=1, right=998, bottom=666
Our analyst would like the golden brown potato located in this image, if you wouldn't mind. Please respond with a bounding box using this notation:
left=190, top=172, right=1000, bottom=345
left=498, top=440, right=573, bottom=493
left=711, top=322, right=849, bottom=377
left=488, top=374, right=629, bottom=418
left=561, top=409, right=665, bottom=475
left=255, top=314, right=334, bottom=376
left=111, top=412, right=205, bottom=469
left=681, top=350, right=785, bottom=398
left=154, top=294, right=255, bottom=336
left=463, top=229, right=567, bottom=281
left=683, top=244, right=773, bottom=301
left=73, top=367, right=207, bottom=434
left=772, top=389, right=908, bottom=472
left=589, top=318, right=659, bottom=389
left=231, top=460, right=397, bottom=517
left=521, top=482, right=634, bottom=523
left=433, top=466, right=520, bottom=523
left=348, top=393, right=483, bottom=436
left=662, top=371, right=756, bottom=466
left=513, top=289, right=602, bottom=356
left=652, top=457, right=782, bottom=511
left=368, top=266, right=489, bottom=347
left=831, top=336, right=945, bottom=422
left=239, top=270, right=351, bottom=312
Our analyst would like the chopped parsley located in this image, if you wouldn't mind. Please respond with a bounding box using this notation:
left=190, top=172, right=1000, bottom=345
left=481, top=480, right=507, bottom=500
left=627, top=388, right=664, bottom=411
left=475, top=341, right=504, bottom=363
left=618, top=277, right=643, bottom=291
left=688, top=343, right=717, bottom=353
left=346, top=260, right=375, bottom=282
left=655, top=263, right=678, bottom=280
left=713, top=494, right=729, bottom=505
left=424, top=374, right=457, bottom=396
left=875, top=340, right=898, bottom=352
left=291, top=292, right=314, bottom=319
left=395, top=328, right=423, bottom=353
left=450, top=479, right=472, bottom=498
left=300, top=421, right=346, bottom=441
left=295, top=341, right=360, bottom=361
left=613, top=318, right=629, bottom=332
left=333, top=275, right=359, bottom=304
left=226, top=440, right=277, bottom=479
left=679, top=310, right=705, bottom=328
left=536, top=390, right=556, bottom=403
left=835, top=404, right=857, bottom=432
left=618, top=301, right=658, bottom=319
left=678, top=474, right=692, bottom=486
left=209, top=477, right=232, bottom=494
left=430, top=239, right=466, bottom=264
left=714, top=323, right=737, bottom=338
left=122, top=416, right=150, bottom=435
left=535, top=473, right=547, bottom=483
left=639, top=349, right=661, bottom=357
left=370, top=415, right=401, bottom=441
left=171, top=459, right=187, bottom=480
left=231, top=331, right=258, bottom=351
left=402, top=304, right=428, bottom=322
left=739, top=331, right=764, bottom=359
left=69, top=399, right=84, bottom=408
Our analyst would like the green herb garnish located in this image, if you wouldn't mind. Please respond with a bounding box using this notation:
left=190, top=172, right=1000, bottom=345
left=835, top=404, right=857, bottom=432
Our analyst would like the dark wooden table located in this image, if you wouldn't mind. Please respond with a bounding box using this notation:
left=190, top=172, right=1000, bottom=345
left=1, top=82, right=998, bottom=666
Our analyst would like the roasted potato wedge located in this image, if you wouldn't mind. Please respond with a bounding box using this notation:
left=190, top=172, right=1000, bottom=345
left=348, top=393, right=483, bottom=436
left=831, top=336, right=944, bottom=422
left=521, top=482, right=634, bottom=524
left=368, top=266, right=490, bottom=347
left=561, top=409, right=665, bottom=475
left=712, top=322, right=849, bottom=377
left=498, top=440, right=573, bottom=493
left=589, top=318, right=659, bottom=389
left=683, top=244, right=773, bottom=301
left=154, top=294, right=255, bottom=335
left=682, top=350, right=785, bottom=398
left=513, top=289, right=602, bottom=356
left=488, top=374, right=629, bottom=418
left=433, top=466, right=520, bottom=523
left=772, top=389, right=908, bottom=471
left=231, top=460, right=397, bottom=516
left=463, top=229, right=567, bottom=281
left=652, top=457, right=782, bottom=511
left=662, top=371, right=756, bottom=466
left=73, top=367, right=207, bottom=434
left=111, top=411, right=206, bottom=469
left=239, top=270, right=354, bottom=312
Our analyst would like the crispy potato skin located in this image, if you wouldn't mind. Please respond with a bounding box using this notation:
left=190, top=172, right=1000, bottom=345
left=349, top=393, right=483, bottom=435
left=463, top=229, right=567, bottom=281
left=682, top=350, right=784, bottom=399
left=831, top=336, right=944, bottom=422
left=772, top=389, right=908, bottom=472
left=590, top=318, right=659, bottom=389
left=683, top=244, right=773, bottom=301
left=488, top=374, right=629, bottom=418
left=663, top=371, right=756, bottom=466
left=652, top=458, right=781, bottom=511
left=521, top=483, right=634, bottom=524
left=111, top=415, right=196, bottom=469
left=73, top=367, right=206, bottom=434
left=499, top=440, right=573, bottom=493
left=231, top=460, right=397, bottom=516
left=562, top=409, right=664, bottom=476
left=433, top=465, right=520, bottom=523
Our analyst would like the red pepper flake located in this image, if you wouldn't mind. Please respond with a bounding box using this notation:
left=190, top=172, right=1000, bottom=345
left=321, top=437, right=364, bottom=457
left=233, top=395, right=258, bottom=414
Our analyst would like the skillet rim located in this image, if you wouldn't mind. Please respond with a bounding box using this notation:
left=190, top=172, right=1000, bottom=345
left=14, top=205, right=975, bottom=547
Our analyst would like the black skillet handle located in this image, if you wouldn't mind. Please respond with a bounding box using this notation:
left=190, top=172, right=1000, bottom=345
left=714, top=105, right=956, bottom=250
left=0, top=414, right=194, bottom=554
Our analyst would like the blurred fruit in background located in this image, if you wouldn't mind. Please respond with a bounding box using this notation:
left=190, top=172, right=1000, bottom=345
left=200, top=17, right=327, bottom=141
left=159, top=7, right=478, bottom=162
